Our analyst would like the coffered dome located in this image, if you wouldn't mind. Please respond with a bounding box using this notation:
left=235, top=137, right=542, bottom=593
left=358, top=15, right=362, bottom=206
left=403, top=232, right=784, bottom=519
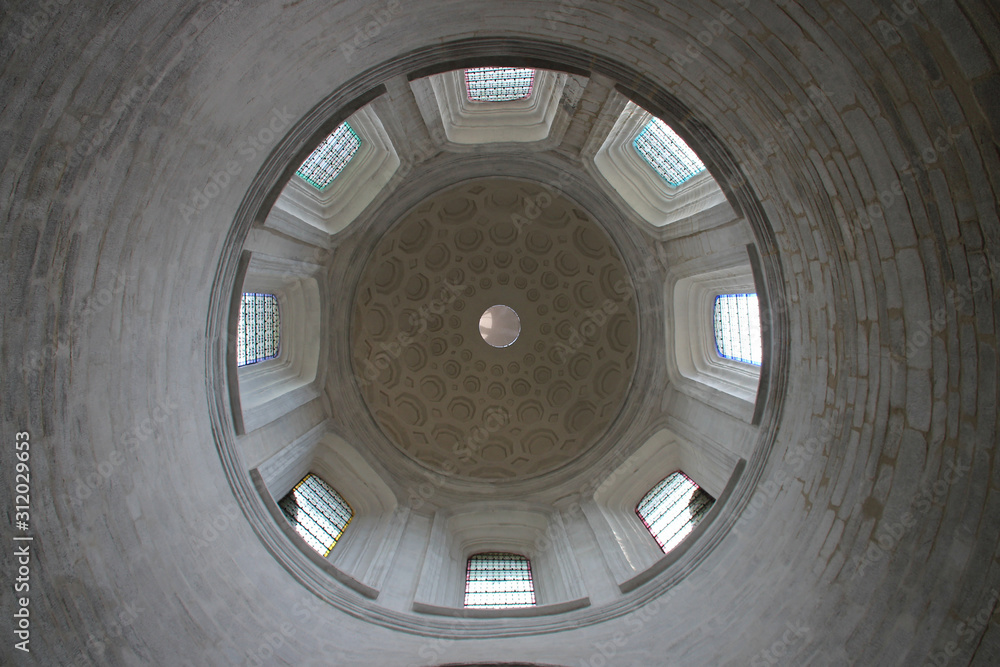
left=352, top=178, right=638, bottom=479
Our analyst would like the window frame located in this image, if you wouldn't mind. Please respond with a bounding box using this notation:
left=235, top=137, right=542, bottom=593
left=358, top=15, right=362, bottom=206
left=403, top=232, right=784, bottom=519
left=635, top=470, right=715, bottom=555
left=279, top=472, right=354, bottom=557
left=632, top=116, right=706, bottom=187
left=464, top=67, right=536, bottom=102
left=463, top=551, right=537, bottom=609
left=237, top=292, right=281, bottom=367
left=713, top=293, right=762, bottom=366
left=294, top=121, right=363, bottom=191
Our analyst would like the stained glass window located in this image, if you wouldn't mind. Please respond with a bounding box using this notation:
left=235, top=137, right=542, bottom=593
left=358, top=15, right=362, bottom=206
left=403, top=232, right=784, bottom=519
left=295, top=122, right=362, bottom=190
left=464, top=552, right=536, bottom=608
left=465, top=67, right=535, bottom=102
left=279, top=474, right=353, bottom=557
left=633, top=117, right=706, bottom=187
left=237, top=293, right=279, bottom=366
left=713, top=293, right=762, bottom=365
left=636, top=471, right=715, bottom=554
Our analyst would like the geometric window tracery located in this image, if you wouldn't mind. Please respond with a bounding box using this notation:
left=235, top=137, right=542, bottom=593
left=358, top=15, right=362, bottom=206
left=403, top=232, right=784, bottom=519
left=295, top=121, right=362, bottom=190
left=636, top=471, right=715, bottom=555
left=278, top=474, right=353, bottom=557
left=465, top=67, right=535, bottom=102
left=713, top=293, right=762, bottom=366
left=463, top=552, right=537, bottom=608
left=237, top=293, right=280, bottom=367
left=633, top=117, right=706, bottom=187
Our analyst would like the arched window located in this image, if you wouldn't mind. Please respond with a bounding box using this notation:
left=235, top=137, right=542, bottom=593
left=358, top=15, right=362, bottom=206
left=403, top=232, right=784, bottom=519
left=633, top=117, right=706, bottom=187
left=237, top=292, right=280, bottom=366
left=713, top=293, right=762, bottom=365
left=636, top=471, right=715, bottom=554
left=279, top=473, right=353, bottom=557
left=464, top=552, right=536, bottom=608
left=464, top=67, right=535, bottom=102
left=295, top=121, right=362, bottom=190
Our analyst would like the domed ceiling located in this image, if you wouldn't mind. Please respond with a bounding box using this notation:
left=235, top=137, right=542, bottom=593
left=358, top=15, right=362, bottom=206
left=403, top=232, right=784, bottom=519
left=351, top=178, right=638, bottom=479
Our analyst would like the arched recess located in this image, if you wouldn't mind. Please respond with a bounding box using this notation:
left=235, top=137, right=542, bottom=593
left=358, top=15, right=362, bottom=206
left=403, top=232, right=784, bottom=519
left=264, top=103, right=401, bottom=243
left=255, top=425, right=407, bottom=593
left=410, top=68, right=585, bottom=148
left=230, top=251, right=324, bottom=434
left=668, top=262, right=760, bottom=410
left=588, top=97, right=729, bottom=229
left=412, top=504, right=589, bottom=615
left=589, top=428, right=740, bottom=585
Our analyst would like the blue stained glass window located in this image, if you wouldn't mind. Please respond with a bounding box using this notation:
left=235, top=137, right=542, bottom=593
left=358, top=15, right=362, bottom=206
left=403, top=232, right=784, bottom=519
left=713, top=293, right=762, bottom=366
left=464, top=552, right=536, bottom=608
left=636, top=471, right=715, bottom=554
left=633, top=117, right=706, bottom=187
left=279, top=474, right=353, bottom=557
left=465, top=67, right=535, bottom=102
left=237, top=293, right=279, bottom=366
left=296, top=122, right=362, bottom=190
